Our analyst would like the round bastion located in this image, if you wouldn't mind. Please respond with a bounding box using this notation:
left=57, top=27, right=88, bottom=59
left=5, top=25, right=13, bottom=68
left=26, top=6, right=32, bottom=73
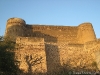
left=7, top=17, right=26, bottom=25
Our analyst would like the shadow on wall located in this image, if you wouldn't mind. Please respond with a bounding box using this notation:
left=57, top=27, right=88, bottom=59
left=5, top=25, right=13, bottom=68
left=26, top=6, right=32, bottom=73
left=45, top=44, right=61, bottom=73
left=32, top=31, right=57, bottom=43
left=6, top=25, right=61, bottom=74
left=32, top=31, right=61, bottom=73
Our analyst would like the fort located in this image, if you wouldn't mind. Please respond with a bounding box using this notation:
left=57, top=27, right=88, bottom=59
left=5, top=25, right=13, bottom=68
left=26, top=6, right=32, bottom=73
left=4, top=17, right=100, bottom=73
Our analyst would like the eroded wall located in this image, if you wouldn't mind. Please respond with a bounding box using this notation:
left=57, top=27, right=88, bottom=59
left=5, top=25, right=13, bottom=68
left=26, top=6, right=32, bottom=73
left=4, top=18, right=100, bottom=73
left=84, top=39, right=100, bottom=70
left=15, top=37, right=47, bottom=73
left=58, top=41, right=100, bottom=71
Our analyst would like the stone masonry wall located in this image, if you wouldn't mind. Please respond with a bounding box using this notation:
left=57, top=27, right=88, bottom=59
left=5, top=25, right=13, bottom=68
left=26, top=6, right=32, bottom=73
left=15, top=37, right=47, bottom=73
left=26, top=25, right=78, bottom=43
left=58, top=41, right=100, bottom=71
left=5, top=18, right=96, bottom=44
left=5, top=18, right=26, bottom=41
left=84, top=40, right=100, bottom=70
left=4, top=17, right=100, bottom=73
left=77, top=23, right=96, bottom=43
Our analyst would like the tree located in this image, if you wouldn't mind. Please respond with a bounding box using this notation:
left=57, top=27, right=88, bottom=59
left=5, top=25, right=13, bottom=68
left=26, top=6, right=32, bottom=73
left=0, top=36, right=21, bottom=75
left=0, top=36, right=3, bottom=41
left=25, top=54, right=43, bottom=75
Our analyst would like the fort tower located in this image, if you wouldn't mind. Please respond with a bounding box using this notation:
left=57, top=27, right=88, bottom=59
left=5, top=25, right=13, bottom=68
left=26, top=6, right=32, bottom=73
left=5, top=18, right=26, bottom=41
left=77, top=23, right=96, bottom=43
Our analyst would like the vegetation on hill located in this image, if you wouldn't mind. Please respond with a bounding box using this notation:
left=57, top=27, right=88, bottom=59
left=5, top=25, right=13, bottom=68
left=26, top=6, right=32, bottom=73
left=0, top=36, right=21, bottom=75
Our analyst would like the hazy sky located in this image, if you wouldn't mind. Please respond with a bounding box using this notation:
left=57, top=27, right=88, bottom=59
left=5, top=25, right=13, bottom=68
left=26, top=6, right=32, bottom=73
left=0, top=0, right=100, bottom=38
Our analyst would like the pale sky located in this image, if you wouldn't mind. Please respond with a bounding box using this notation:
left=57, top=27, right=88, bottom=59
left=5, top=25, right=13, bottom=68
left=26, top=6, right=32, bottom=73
left=0, top=0, right=100, bottom=38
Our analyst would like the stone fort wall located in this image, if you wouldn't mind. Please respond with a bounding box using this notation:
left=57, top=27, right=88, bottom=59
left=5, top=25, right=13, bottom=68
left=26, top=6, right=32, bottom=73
left=4, top=17, right=100, bottom=73
left=15, top=37, right=47, bottom=73
left=14, top=37, right=100, bottom=73
left=5, top=18, right=96, bottom=44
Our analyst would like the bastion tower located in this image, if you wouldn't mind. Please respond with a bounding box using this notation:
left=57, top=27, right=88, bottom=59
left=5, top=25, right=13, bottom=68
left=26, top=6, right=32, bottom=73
left=4, top=18, right=26, bottom=41
left=77, top=23, right=96, bottom=43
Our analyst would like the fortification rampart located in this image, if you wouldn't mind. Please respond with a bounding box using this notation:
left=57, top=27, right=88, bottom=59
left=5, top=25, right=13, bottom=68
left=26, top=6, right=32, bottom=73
left=5, top=18, right=96, bottom=44
left=25, top=25, right=78, bottom=43
left=4, top=17, right=100, bottom=73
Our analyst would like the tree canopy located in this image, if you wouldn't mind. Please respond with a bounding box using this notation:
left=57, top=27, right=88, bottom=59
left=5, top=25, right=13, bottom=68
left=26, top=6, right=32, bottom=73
left=0, top=36, right=21, bottom=75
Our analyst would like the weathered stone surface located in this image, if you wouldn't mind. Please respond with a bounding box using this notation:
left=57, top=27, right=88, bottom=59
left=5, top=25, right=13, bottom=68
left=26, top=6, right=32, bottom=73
left=4, top=17, right=100, bottom=73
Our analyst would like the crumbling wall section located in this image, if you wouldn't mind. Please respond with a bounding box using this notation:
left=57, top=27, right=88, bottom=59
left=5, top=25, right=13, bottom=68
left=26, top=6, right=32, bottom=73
left=84, top=40, right=100, bottom=70
left=15, top=37, right=47, bottom=73
left=58, top=43, right=86, bottom=68
left=58, top=42, right=98, bottom=71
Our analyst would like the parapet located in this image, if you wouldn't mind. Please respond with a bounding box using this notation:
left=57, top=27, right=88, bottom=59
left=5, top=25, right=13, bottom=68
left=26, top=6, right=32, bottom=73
left=78, top=22, right=92, bottom=26
left=7, top=17, right=26, bottom=26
